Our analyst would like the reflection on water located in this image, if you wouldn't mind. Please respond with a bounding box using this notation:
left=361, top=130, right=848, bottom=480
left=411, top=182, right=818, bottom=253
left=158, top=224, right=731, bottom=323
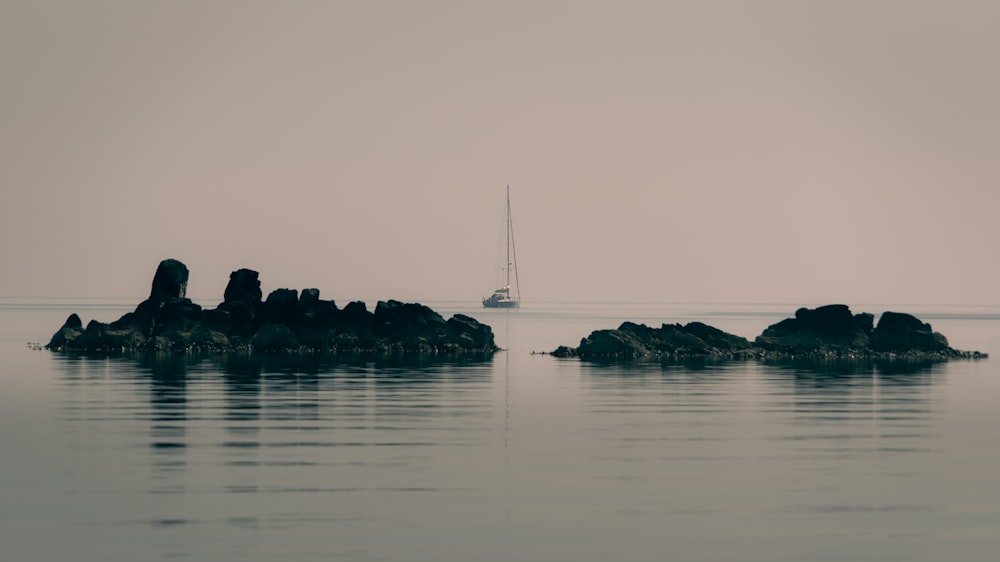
left=50, top=351, right=497, bottom=560
left=575, top=357, right=941, bottom=525
left=56, top=349, right=496, bottom=376
left=40, top=347, right=999, bottom=562
left=576, top=356, right=942, bottom=378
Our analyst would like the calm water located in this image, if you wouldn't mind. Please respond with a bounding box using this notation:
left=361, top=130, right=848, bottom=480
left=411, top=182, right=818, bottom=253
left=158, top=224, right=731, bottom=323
left=2, top=299, right=1000, bottom=561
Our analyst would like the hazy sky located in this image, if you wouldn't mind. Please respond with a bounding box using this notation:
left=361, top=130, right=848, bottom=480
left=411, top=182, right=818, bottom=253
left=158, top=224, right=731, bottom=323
left=2, top=1, right=998, bottom=305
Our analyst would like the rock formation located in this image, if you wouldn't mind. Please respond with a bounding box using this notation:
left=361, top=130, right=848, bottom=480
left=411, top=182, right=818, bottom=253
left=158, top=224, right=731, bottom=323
left=754, top=304, right=873, bottom=352
left=552, top=321, right=751, bottom=359
left=870, top=311, right=950, bottom=352
left=47, top=259, right=498, bottom=354
left=553, top=304, right=985, bottom=361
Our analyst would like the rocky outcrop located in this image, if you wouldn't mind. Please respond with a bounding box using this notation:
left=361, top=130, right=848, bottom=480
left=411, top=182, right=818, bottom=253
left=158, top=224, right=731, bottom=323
left=149, top=259, right=189, bottom=303
left=755, top=304, right=873, bottom=352
left=47, top=259, right=498, bottom=354
left=553, top=321, right=752, bottom=359
left=46, top=313, right=84, bottom=350
left=871, top=311, right=949, bottom=352
left=755, top=305, right=967, bottom=358
left=553, top=304, right=986, bottom=361
left=223, top=268, right=262, bottom=307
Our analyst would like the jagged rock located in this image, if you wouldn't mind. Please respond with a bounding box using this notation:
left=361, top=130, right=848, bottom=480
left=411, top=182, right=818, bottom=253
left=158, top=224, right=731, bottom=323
left=551, top=345, right=577, bottom=358
left=374, top=300, right=447, bottom=344
left=755, top=304, right=873, bottom=351
left=872, top=311, right=949, bottom=352
left=338, top=301, right=375, bottom=341
left=578, top=328, right=650, bottom=357
left=223, top=268, right=262, bottom=307
left=300, top=299, right=336, bottom=322
left=72, top=320, right=148, bottom=350
left=684, top=321, right=754, bottom=351
left=108, top=312, right=155, bottom=343
left=46, top=313, right=84, bottom=349
left=299, top=288, right=320, bottom=307
left=46, top=259, right=498, bottom=354
left=556, top=304, right=983, bottom=362
left=260, top=288, right=298, bottom=325
left=573, top=321, right=751, bottom=358
left=445, top=314, right=496, bottom=350
left=64, top=312, right=83, bottom=329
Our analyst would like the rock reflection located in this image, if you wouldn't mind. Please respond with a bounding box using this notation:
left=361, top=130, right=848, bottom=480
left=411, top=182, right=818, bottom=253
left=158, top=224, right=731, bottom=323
left=575, top=356, right=942, bottom=386
left=758, top=357, right=939, bottom=494
left=51, top=350, right=497, bottom=525
left=575, top=356, right=749, bottom=376
left=53, top=351, right=496, bottom=453
left=762, top=357, right=941, bottom=378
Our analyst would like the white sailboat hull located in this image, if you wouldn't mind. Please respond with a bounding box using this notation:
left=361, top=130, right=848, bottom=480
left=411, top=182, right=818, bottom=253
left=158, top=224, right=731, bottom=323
left=482, top=297, right=520, bottom=309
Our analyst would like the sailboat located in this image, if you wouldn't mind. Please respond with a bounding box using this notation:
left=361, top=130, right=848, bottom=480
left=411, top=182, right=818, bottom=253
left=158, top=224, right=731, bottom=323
left=483, top=185, right=521, bottom=308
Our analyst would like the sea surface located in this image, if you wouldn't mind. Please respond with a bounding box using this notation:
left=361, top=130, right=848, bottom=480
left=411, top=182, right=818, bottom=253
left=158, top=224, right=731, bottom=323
left=2, top=299, right=1000, bottom=561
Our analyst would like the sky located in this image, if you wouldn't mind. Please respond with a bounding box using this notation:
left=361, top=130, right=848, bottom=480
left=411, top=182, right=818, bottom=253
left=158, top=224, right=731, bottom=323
left=2, top=0, right=998, bottom=306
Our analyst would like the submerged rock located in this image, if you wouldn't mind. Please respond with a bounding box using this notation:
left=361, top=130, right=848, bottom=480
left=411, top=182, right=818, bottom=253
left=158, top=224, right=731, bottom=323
left=47, top=259, right=498, bottom=354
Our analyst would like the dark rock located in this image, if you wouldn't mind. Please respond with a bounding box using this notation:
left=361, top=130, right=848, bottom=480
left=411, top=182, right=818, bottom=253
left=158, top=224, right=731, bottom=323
left=260, top=288, right=298, bottom=325
left=189, top=327, right=230, bottom=350
left=149, top=259, right=189, bottom=304
left=551, top=345, right=578, bottom=358
left=72, top=320, right=147, bottom=350
left=73, top=320, right=108, bottom=349
left=46, top=259, right=497, bottom=355
left=300, top=288, right=320, bottom=306
left=755, top=304, right=873, bottom=351
left=374, top=300, right=447, bottom=344
left=156, top=298, right=203, bottom=335
left=652, top=324, right=711, bottom=353
left=46, top=314, right=84, bottom=349
left=109, top=312, right=155, bottom=337
left=218, top=300, right=255, bottom=337
left=684, top=321, right=753, bottom=351
left=293, top=299, right=338, bottom=348
left=202, top=308, right=232, bottom=335
left=251, top=324, right=301, bottom=351
left=578, top=328, right=649, bottom=357
left=223, top=268, right=262, bottom=307
left=444, top=314, right=496, bottom=350
left=872, top=311, right=949, bottom=352
left=574, top=321, right=750, bottom=359
left=338, top=301, right=375, bottom=341
left=556, top=304, right=982, bottom=362
left=300, top=299, right=336, bottom=322
left=134, top=298, right=162, bottom=321
left=64, top=313, right=83, bottom=329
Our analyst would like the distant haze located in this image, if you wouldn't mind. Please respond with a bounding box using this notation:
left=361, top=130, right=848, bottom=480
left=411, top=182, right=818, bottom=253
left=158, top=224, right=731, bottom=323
left=3, top=1, right=998, bottom=306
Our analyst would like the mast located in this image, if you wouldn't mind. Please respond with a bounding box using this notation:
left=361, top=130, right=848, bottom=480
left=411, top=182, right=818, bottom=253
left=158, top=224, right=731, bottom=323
left=506, top=185, right=511, bottom=290
left=507, top=185, right=520, bottom=301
